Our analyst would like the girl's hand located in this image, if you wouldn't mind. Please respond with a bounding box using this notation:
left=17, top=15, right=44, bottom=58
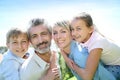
left=61, top=49, right=75, bottom=70
left=66, top=58, right=75, bottom=70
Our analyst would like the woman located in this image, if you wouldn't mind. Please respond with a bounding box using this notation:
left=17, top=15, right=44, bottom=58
left=52, top=21, right=116, bottom=80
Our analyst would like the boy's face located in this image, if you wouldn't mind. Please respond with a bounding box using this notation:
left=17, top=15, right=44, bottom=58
left=7, top=34, right=29, bottom=58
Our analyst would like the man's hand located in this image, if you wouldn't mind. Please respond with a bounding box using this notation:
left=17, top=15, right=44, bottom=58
left=40, top=51, right=60, bottom=80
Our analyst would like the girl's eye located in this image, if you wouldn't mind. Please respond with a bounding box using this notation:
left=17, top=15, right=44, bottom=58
left=77, top=27, right=81, bottom=30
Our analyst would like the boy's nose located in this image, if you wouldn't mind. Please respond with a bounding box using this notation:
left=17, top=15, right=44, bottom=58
left=18, top=43, right=22, bottom=48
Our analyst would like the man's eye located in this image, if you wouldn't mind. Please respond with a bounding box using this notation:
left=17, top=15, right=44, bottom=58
left=42, top=33, right=47, bottom=35
left=41, top=32, right=48, bottom=36
left=31, top=35, right=37, bottom=38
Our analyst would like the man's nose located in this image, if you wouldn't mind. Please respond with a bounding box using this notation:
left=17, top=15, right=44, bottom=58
left=38, top=35, right=43, bottom=43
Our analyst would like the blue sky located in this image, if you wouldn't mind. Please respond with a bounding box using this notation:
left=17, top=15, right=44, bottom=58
left=0, top=0, right=120, bottom=46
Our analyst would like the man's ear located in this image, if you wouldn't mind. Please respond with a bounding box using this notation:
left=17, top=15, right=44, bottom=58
left=89, top=26, right=94, bottom=33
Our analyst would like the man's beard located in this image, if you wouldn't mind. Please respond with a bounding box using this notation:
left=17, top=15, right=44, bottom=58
left=36, top=46, right=50, bottom=54
left=35, top=41, right=50, bottom=54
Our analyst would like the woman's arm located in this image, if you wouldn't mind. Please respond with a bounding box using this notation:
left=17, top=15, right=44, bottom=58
left=73, top=48, right=103, bottom=80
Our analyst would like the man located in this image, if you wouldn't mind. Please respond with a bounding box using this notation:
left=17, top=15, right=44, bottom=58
left=20, top=18, right=60, bottom=80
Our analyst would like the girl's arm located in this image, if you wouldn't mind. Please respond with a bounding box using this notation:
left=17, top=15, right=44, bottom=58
left=73, top=48, right=102, bottom=80
left=60, top=50, right=74, bottom=70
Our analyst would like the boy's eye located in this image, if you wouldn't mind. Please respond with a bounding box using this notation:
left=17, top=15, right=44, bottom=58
left=22, top=41, right=27, bottom=43
left=21, top=40, right=28, bottom=44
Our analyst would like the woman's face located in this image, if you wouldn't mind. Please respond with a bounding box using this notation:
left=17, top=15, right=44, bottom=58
left=71, top=19, right=93, bottom=43
left=53, top=26, right=71, bottom=49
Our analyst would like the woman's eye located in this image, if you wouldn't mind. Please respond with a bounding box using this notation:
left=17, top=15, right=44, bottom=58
left=12, top=42, right=17, bottom=44
left=22, top=41, right=27, bottom=43
left=61, top=31, right=66, bottom=33
left=53, top=31, right=57, bottom=35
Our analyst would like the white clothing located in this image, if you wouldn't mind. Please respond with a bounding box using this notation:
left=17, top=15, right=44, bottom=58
left=20, top=51, right=60, bottom=80
left=79, top=31, right=120, bottom=65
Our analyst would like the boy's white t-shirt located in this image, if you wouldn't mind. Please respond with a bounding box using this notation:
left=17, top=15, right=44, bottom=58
left=79, top=31, right=120, bottom=65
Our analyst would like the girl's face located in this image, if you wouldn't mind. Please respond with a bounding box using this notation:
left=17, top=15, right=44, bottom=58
left=71, top=19, right=93, bottom=43
left=53, top=26, right=71, bottom=49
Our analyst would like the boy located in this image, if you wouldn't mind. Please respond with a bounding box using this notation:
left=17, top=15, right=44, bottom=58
left=0, top=28, right=29, bottom=80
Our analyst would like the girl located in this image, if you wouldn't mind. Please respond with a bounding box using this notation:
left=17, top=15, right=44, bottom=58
left=52, top=21, right=116, bottom=80
left=71, top=12, right=120, bottom=80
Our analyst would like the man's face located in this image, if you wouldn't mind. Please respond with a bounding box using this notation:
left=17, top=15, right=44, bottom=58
left=29, top=25, right=51, bottom=54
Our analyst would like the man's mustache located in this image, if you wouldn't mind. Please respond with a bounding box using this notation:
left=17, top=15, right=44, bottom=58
left=36, top=41, right=48, bottom=47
